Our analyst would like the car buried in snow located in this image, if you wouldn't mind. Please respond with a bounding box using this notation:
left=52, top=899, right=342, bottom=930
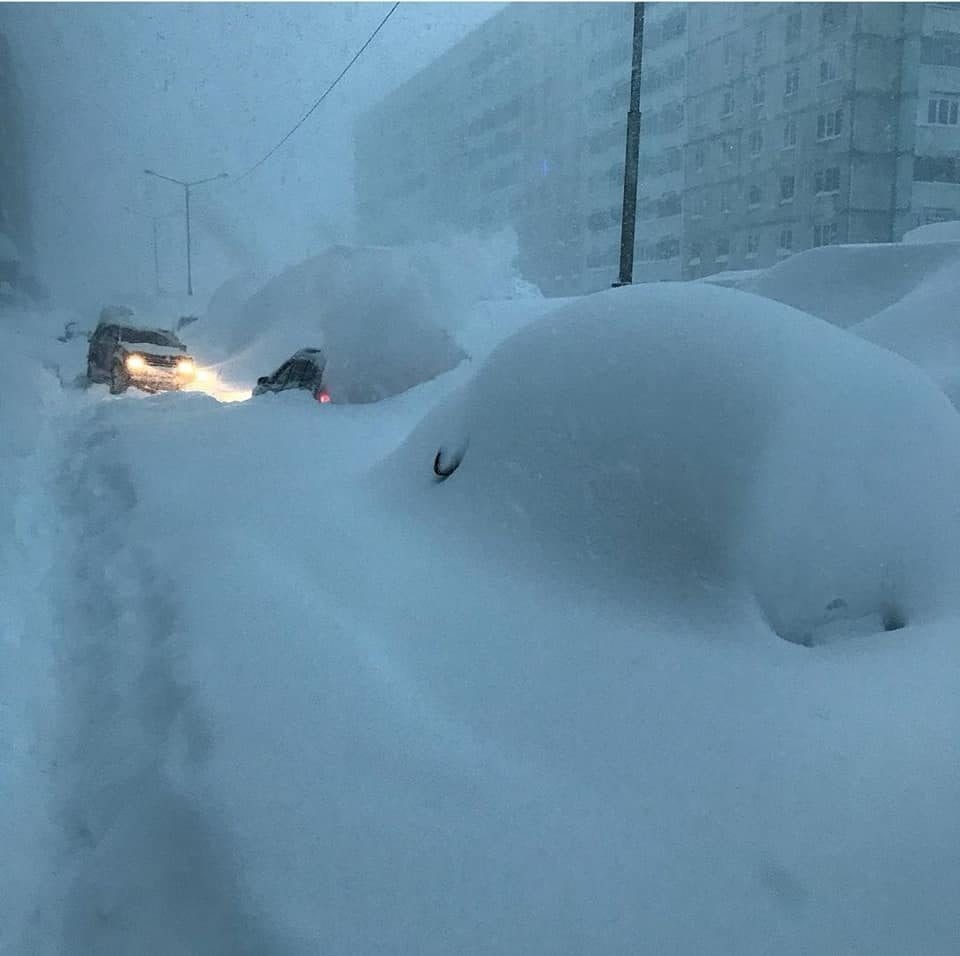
left=253, top=348, right=330, bottom=403
left=87, top=309, right=199, bottom=394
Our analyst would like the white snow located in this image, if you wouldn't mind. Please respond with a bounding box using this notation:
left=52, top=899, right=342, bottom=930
left=902, top=219, right=960, bottom=244
left=736, top=241, right=960, bottom=327
left=4, top=239, right=960, bottom=953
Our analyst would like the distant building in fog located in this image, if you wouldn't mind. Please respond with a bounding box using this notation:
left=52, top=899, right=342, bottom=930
left=0, top=29, right=32, bottom=287
left=682, top=2, right=960, bottom=279
left=355, top=3, right=960, bottom=295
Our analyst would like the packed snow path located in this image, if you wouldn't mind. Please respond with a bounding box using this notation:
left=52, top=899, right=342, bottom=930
left=49, top=406, right=280, bottom=955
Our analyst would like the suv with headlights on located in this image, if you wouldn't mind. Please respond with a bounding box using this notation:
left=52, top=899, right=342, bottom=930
left=87, top=307, right=198, bottom=394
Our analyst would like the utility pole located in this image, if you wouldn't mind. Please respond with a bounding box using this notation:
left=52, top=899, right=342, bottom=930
left=122, top=204, right=166, bottom=296
left=613, top=3, right=645, bottom=288
left=143, top=168, right=228, bottom=296
left=151, top=217, right=161, bottom=296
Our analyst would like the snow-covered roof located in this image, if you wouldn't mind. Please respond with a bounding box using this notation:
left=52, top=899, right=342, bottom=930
left=122, top=341, right=187, bottom=358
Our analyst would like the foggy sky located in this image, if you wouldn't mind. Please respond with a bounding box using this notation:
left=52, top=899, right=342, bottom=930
left=1, top=2, right=501, bottom=311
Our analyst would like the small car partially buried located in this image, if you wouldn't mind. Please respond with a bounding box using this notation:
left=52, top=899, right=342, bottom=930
left=253, top=348, right=330, bottom=403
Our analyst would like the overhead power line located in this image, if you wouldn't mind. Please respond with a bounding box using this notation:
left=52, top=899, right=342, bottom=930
left=233, top=2, right=400, bottom=184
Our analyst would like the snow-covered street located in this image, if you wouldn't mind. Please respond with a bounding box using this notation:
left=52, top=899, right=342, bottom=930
left=4, top=232, right=960, bottom=952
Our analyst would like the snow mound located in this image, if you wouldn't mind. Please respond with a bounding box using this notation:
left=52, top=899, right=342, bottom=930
left=737, top=242, right=960, bottom=327
left=194, top=245, right=467, bottom=401
left=852, top=256, right=960, bottom=406
left=385, top=282, right=960, bottom=642
left=902, top=219, right=960, bottom=244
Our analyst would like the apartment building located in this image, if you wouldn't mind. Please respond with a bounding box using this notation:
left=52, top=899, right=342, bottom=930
left=683, top=2, right=960, bottom=278
left=355, top=3, right=685, bottom=295
left=356, top=4, right=960, bottom=294
left=0, top=29, right=32, bottom=282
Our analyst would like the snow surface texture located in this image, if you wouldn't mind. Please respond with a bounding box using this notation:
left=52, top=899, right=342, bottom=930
left=4, top=239, right=960, bottom=953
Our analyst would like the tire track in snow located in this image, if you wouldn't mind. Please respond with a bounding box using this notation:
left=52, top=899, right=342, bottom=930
left=47, top=404, right=288, bottom=955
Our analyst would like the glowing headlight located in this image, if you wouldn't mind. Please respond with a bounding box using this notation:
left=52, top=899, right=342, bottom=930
left=125, top=354, right=146, bottom=371
left=196, top=368, right=211, bottom=383
left=177, top=359, right=196, bottom=376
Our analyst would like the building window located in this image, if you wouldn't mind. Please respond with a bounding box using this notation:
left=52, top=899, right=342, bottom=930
left=922, top=206, right=956, bottom=224
left=752, top=73, right=766, bottom=106
left=658, top=192, right=682, bottom=218
left=815, top=166, right=841, bottom=194
left=813, top=222, right=839, bottom=246
left=655, top=237, right=680, bottom=260
left=780, top=174, right=796, bottom=202
left=914, top=154, right=960, bottom=183
left=783, top=118, right=798, bottom=148
left=720, top=185, right=732, bottom=213
left=922, top=36, right=960, bottom=68
left=784, top=67, right=800, bottom=98
left=721, top=137, right=737, bottom=165
left=817, top=108, right=844, bottom=140
left=694, top=144, right=706, bottom=171
left=821, top=3, right=847, bottom=34
left=778, top=228, right=793, bottom=251
left=746, top=233, right=760, bottom=258
left=716, top=237, right=731, bottom=261
left=688, top=241, right=703, bottom=265
left=721, top=87, right=735, bottom=118
left=927, top=96, right=960, bottom=125
left=749, top=128, right=763, bottom=156
left=786, top=10, right=801, bottom=44
left=693, top=97, right=706, bottom=126
left=659, top=10, right=687, bottom=44
left=748, top=184, right=762, bottom=207
left=755, top=28, right=766, bottom=57
left=820, top=55, right=840, bottom=84
left=724, top=36, right=736, bottom=67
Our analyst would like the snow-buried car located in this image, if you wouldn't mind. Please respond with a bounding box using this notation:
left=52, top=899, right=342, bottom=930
left=386, top=282, right=960, bottom=645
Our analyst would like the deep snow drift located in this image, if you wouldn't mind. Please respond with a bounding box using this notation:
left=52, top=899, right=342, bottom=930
left=388, top=281, right=960, bottom=643
left=737, top=240, right=960, bottom=328
left=5, top=241, right=960, bottom=954
left=192, top=245, right=468, bottom=400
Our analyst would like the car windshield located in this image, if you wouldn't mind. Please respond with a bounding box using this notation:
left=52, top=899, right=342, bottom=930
left=118, top=327, right=183, bottom=349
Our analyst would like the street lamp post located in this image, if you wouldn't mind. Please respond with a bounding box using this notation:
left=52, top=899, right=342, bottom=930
left=613, top=3, right=645, bottom=288
left=143, top=168, right=228, bottom=296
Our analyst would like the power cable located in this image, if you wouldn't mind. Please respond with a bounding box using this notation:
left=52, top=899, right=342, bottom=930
left=233, top=2, right=400, bottom=184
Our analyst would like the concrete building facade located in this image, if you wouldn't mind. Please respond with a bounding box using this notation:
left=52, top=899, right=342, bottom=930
left=0, top=29, right=32, bottom=285
left=355, top=3, right=960, bottom=295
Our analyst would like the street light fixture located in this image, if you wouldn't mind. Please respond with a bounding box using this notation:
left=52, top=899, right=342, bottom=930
left=143, top=168, right=229, bottom=296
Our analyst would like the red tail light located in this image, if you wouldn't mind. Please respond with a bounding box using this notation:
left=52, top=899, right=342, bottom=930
left=315, top=388, right=331, bottom=403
